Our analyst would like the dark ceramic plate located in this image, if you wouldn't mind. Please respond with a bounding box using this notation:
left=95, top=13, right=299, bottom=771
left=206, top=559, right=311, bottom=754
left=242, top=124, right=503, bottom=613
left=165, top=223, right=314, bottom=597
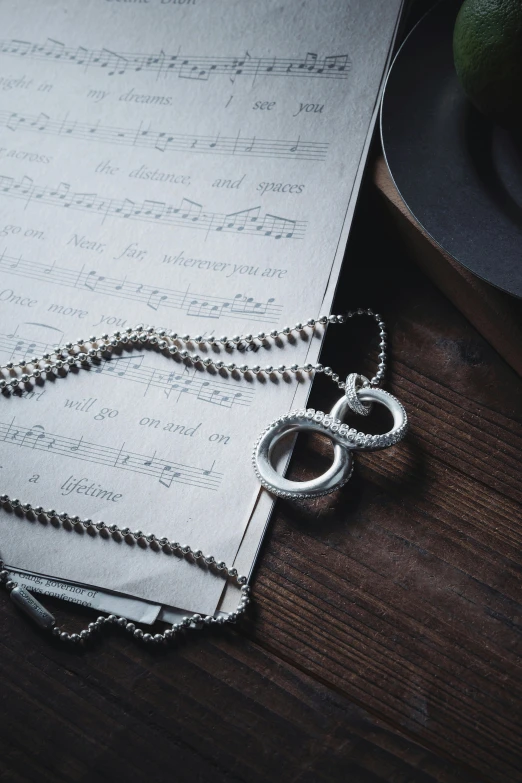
left=381, top=0, right=522, bottom=299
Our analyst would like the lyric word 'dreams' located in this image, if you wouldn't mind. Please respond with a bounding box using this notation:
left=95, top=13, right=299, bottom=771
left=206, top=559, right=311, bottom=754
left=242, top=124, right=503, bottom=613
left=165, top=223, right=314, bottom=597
left=118, top=88, right=172, bottom=105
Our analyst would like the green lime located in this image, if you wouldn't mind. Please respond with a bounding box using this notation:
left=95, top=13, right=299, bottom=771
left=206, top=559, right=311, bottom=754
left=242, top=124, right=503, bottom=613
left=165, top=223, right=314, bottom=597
left=453, top=0, right=522, bottom=124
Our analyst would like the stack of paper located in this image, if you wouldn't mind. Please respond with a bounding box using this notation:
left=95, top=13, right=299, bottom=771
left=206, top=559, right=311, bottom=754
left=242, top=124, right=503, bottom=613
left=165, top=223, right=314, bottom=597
left=0, top=0, right=403, bottom=624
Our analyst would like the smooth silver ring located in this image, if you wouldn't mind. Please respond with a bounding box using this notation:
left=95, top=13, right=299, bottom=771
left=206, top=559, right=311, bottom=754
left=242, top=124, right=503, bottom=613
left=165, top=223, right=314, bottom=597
left=252, top=411, right=353, bottom=499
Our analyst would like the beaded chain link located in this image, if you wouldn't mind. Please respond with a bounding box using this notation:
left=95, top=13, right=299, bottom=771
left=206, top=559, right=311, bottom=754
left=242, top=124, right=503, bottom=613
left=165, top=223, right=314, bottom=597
left=0, top=308, right=387, bottom=391
left=0, top=308, right=386, bottom=645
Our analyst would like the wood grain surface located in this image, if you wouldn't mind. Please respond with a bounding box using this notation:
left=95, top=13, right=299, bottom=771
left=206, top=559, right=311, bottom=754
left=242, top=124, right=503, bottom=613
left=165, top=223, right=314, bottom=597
left=1, top=165, right=521, bottom=782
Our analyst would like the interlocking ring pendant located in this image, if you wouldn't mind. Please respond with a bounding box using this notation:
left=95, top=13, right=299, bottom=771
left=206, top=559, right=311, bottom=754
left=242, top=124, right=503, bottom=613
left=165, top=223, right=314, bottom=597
left=252, top=387, right=408, bottom=499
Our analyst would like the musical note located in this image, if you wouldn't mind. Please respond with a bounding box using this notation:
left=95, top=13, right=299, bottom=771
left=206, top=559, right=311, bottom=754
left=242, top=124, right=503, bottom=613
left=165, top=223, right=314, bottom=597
left=33, top=112, right=50, bottom=132
left=186, top=299, right=221, bottom=319
left=144, top=450, right=156, bottom=467
left=12, top=176, right=33, bottom=198
left=83, top=270, right=105, bottom=292
left=142, top=49, right=165, bottom=73
left=9, top=339, right=25, bottom=360
left=290, top=136, right=300, bottom=154
left=43, top=38, right=65, bottom=59
left=203, top=460, right=216, bottom=476
left=231, top=294, right=276, bottom=316
left=0, top=175, right=13, bottom=191
left=0, top=419, right=222, bottom=491
left=196, top=384, right=243, bottom=409
left=69, top=435, right=83, bottom=452
left=322, top=53, right=349, bottom=73
left=1, top=418, right=14, bottom=441
left=20, top=424, right=46, bottom=449
left=220, top=206, right=260, bottom=232
left=113, top=198, right=136, bottom=218
left=142, top=199, right=166, bottom=219
left=159, top=464, right=174, bottom=488
left=231, top=294, right=253, bottom=314
left=73, top=192, right=97, bottom=208
left=299, top=52, right=318, bottom=72
left=154, top=132, right=169, bottom=153
left=179, top=57, right=211, bottom=81
left=6, top=113, right=23, bottom=132
left=49, top=181, right=70, bottom=200
left=146, top=289, right=168, bottom=311
left=178, top=198, right=202, bottom=221
left=228, top=51, right=251, bottom=83
left=98, top=48, right=128, bottom=76
left=103, top=355, right=144, bottom=378
left=7, top=40, right=31, bottom=56
left=166, top=53, right=179, bottom=71
left=70, top=45, right=89, bottom=65
left=260, top=214, right=296, bottom=239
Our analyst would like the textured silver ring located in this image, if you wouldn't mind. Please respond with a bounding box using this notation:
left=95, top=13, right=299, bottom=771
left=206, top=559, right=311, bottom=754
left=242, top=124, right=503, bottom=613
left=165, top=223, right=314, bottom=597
left=329, top=387, right=408, bottom=451
left=345, top=373, right=373, bottom=416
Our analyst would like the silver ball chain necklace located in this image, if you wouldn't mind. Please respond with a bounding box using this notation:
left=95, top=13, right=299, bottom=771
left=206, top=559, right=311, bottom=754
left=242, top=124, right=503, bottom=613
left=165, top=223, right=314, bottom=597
left=0, top=308, right=407, bottom=647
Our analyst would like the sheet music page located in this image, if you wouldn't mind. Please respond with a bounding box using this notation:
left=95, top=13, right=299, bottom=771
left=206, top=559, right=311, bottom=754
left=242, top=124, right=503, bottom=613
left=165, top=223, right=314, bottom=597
left=0, top=0, right=402, bottom=616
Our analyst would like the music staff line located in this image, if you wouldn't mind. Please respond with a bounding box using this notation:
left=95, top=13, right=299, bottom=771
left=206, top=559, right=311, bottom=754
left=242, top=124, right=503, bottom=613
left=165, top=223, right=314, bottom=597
left=0, top=109, right=329, bottom=162
left=0, top=250, right=283, bottom=324
left=0, top=418, right=222, bottom=491
left=0, top=37, right=351, bottom=81
left=0, top=175, right=305, bottom=240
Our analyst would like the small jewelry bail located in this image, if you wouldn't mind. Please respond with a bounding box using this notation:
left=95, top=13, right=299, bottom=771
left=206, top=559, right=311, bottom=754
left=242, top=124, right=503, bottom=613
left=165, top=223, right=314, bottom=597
left=345, top=373, right=373, bottom=416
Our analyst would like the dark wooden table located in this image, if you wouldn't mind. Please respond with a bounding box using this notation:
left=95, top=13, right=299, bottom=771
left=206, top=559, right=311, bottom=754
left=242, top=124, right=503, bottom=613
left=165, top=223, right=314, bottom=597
left=2, top=162, right=521, bottom=782
left=3, top=0, right=522, bottom=763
